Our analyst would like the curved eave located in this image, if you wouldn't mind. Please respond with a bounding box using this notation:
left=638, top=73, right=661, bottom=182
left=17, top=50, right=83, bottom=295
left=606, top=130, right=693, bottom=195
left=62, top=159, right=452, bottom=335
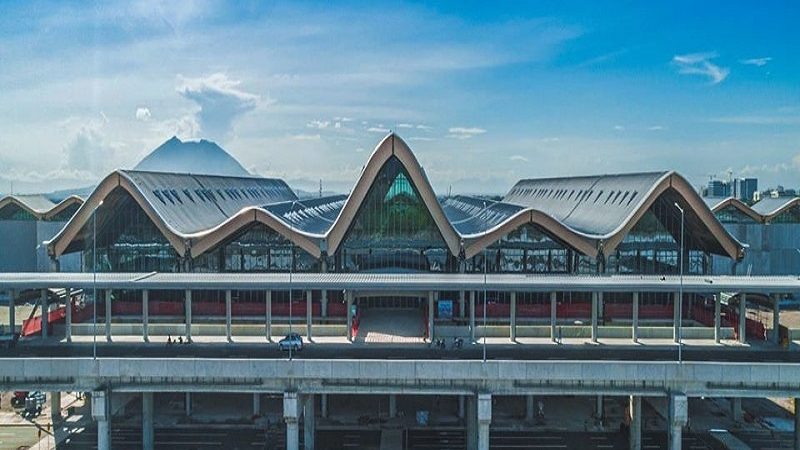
left=47, top=171, right=188, bottom=258
left=461, top=209, right=599, bottom=259
left=763, top=198, right=800, bottom=222
left=0, top=195, right=83, bottom=220
left=42, top=195, right=84, bottom=220
left=710, top=197, right=763, bottom=223
left=325, top=133, right=461, bottom=256
left=189, top=207, right=322, bottom=258
left=601, top=172, right=744, bottom=260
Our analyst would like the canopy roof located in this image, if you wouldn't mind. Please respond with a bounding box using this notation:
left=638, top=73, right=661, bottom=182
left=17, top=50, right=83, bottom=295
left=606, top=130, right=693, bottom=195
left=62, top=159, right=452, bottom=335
left=0, top=194, right=83, bottom=220
left=47, top=133, right=744, bottom=261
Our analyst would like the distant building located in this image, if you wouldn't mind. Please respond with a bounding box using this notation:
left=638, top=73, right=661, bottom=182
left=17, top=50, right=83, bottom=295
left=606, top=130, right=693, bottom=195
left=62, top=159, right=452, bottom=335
left=732, top=178, right=758, bottom=203
left=706, top=179, right=730, bottom=198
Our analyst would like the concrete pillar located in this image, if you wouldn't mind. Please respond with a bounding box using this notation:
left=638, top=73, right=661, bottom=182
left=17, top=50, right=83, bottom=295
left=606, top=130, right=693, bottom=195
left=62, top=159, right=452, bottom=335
left=773, top=294, right=781, bottom=345
left=458, top=395, right=465, bottom=419
left=428, top=291, right=435, bottom=342
left=668, top=393, right=688, bottom=450
left=714, top=293, right=722, bottom=343
left=105, top=289, right=112, bottom=341
left=304, top=394, right=315, bottom=450
left=42, top=289, right=49, bottom=339
left=284, top=392, right=300, bottom=450
left=253, top=393, right=261, bottom=417
left=673, top=291, right=681, bottom=344
left=225, top=290, right=232, bottom=342
left=739, top=293, right=747, bottom=344
left=596, top=395, right=604, bottom=421
left=184, top=290, right=192, bottom=342
left=389, top=394, right=397, bottom=418
left=51, top=391, right=61, bottom=422
left=526, top=395, right=534, bottom=422
left=629, top=395, right=642, bottom=450
left=510, top=292, right=517, bottom=341
left=266, top=291, right=272, bottom=342
left=477, top=393, right=492, bottom=450
left=470, top=291, right=476, bottom=342
left=459, top=290, right=465, bottom=319
left=591, top=292, right=599, bottom=343
left=306, top=290, right=313, bottom=341
left=185, top=392, right=191, bottom=417
left=321, top=290, right=328, bottom=318
left=632, top=292, right=639, bottom=343
left=8, top=289, right=15, bottom=336
left=466, top=395, right=477, bottom=450
left=550, top=292, right=557, bottom=342
left=321, top=394, right=328, bottom=419
left=346, top=291, right=353, bottom=341
left=142, top=290, right=149, bottom=343
left=598, top=291, right=604, bottom=325
left=65, top=288, right=72, bottom=342
left=793, top=398, right=799, bottom=450
left=142, top=392, right=154, bottom=450
left=91, top=390, right=110, bottom=450
left=731, top=397, right=742, bottom=423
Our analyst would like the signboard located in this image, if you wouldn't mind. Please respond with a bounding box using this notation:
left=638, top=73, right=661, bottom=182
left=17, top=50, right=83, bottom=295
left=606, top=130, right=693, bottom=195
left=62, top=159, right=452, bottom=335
left=437, top=300, right=453, bottom=319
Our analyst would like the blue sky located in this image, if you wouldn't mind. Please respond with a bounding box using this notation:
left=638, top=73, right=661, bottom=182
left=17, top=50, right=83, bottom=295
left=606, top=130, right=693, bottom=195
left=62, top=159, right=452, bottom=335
left=0, top=0, right=798, bottom=195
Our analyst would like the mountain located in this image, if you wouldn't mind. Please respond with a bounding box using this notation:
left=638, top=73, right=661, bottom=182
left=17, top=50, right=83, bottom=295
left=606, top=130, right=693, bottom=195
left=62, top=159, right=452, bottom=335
left=134, top=136, right=251, bottom=177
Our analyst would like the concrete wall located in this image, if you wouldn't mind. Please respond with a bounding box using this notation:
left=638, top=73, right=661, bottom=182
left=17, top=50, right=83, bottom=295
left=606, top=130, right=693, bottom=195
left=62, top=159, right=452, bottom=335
left=714, top=222, right=800, bottom=275
left=0, top=220, right=77, bottom=272
left=66, top=323, right=347, bottom=337
left=438, top=325, right=734, bottom=340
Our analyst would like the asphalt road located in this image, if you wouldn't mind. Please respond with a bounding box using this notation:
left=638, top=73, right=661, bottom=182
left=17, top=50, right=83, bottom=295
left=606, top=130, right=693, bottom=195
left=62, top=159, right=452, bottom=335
left=1, top=341, right=798, bottom=362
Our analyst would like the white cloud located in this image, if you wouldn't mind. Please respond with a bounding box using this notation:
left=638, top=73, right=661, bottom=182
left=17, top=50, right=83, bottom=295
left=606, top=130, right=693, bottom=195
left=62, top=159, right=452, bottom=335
left=307, top=120, right=330, bottom=129
left=367, top=127, right=390, bottom=133
left=291, top=134, right=321, bottom=141
left=408, top=136, right=435, bottom=142
left=740, top=57, right=772, bottom=67
left=509, top=155, right=529, bottom=162
left=416, top=125, right=433, bottom=130
left=135, top=107, right=151, bottom=121
left=447, top=127, right=486, bottom=139
left=61, top=117, right=122, bottom=177
left=397, top=123, right=415, bottom=128
left=176, top=73, right=261, bottom=141
left=613, top=125, right=624, bottom=131
left=671, top=52, right=729, bottom=84
left=541, top=137, right=560, bottom=142
left=647, top=125, right=664, bottom=131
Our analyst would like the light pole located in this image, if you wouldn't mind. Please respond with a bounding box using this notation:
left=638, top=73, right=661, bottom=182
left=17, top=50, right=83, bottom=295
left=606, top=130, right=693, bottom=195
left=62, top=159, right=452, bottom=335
left=92, top=200, right=103, bottom=360
left=288, top=201, right=296, bottom=361
left=482, top=201, right=488, bottom=363
left=673, top=202, right=684, bottom=364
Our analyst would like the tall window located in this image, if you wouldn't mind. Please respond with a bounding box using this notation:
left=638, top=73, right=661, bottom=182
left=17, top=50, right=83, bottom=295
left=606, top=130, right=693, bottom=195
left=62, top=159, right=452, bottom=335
left=770, top=204, right=800, bottom=223
left=335, top=156, right=455, bottom=272
left=465, top=223, right=572, bottom=273
left=0, top=204, right=37, bottom=221
left=715, top=205, right=757, bottom=224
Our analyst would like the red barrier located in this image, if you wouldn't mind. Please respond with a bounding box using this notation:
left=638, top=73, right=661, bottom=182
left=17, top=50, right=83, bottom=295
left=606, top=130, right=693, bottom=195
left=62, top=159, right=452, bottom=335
left=639, top=305, right=673, bottom=320
left=111, top=301, right=142, bottom=315
left=556, top=302, right=591, bottom=319
left=327, top=302, right=346, bottom=317
left=193, top=301, right=226, bottom=316
left=149, top=301, right=184, bottom=316
left=21, top=305, right=68, bottom=336
left=517, top=303, right=550, bottom=317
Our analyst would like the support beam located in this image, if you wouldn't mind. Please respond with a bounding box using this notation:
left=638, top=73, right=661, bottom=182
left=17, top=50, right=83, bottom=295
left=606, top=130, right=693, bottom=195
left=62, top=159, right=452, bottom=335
left=714, top=293, right=722, bottom=344
left=303, top=394, right=315, bottom=450
left=739, top=293, right=747, bottom=344
left=632, top=292, right=639, bottom=343
left=510, top=292, right=517, bottom=341
left=142, top=290, right=149, bottom=343
left=142, top=392, right=154, bottom=450
left=428, top=291, right=435, bottom=342
left=92, top=390, right=110, bottom=450
left=459, top=290, right=465, bottom=319
left=225, top=290, right=232, bottom=343
left=389, top=394, right=397, bottom=418
left=730, top=397, right=742, bottom=423
left=306, top=290, right=313, bottom=341
left=550, top=292, right=557, bottom=343
left=321, top=394, right=328, bottom=419
left=65, top=288, right=72, bottom=342
left=470, top=291, right=476, bottom=342
left=673, top=291, right=680, bottom=344
left=104, top=290, right=112, bottom=341
left=629, top=395, right=642, bottom=450
left=466, top=395, right=477, bottom=450
left=184, top=290, right=192, bottom=342
left=42, top=289, right=49, bottom=339
left=284, top=392, right=300, bottom=450
left=266, top=290, right=272, bottom=342
left=253, top=393, right=261, bottom=417
left=51, top=392, right=61, bottom=422
left=477, top=393, right=492, bottom=450
left=773, top=294, right=781, bottom=345
left=346, top=291, right=353, bottom=342
left=668, top=393, right=688, bottom=450
left=596, top=395, right=604, bottom=422
left=526, top=395, right=534, bottom=422
left=591, top=292, right=599, bottom=343
left=8, top=289, right=15, bottom=337
left=458, top=395, right=465, bottom=419
left=321, top=290, right=328, bottom=318
left=185, top=392, right=191, bottom=417
left=793, top=398, right=799, bottom=450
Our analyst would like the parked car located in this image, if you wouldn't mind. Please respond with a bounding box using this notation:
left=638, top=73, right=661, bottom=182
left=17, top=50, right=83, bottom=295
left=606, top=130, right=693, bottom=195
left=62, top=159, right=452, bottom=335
left=278, top=333, right=303, bottom=352
left=24, top=391, right=45, bottom=417
left=11, top=391, right=28, bottom=407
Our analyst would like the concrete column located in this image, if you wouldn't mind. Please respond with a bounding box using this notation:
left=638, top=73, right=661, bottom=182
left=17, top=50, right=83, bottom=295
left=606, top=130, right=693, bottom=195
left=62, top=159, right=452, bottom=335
left=321, top=290, right=328, bottom=318
left=714, top=293, right=722, bottom=343
left=596, top=395, right=604, bottom=421
left=632, top=292, right=639, bottom=343
left=510, top=292, right=517, bottom=341
left=65, top=288, right=72, bottom=342
left=51, top=392, right=61, bottom=422
left=591, top=292, right=599, bottom=343
left=477, top=393, right=492, bottom=450
left=42, top=289, right=49, bottom=339
left=184, top=392, right=192, bottom=416
left=284, top=392, right=300, bottom=450
left=674, top=291, right=681, bottom=344
left=629, top=395, right=642, bottom=450
left=306, top=290, right=313, bottom=341
left=389, top=394, right=397, bottom=418
left=252, top=393, right=261, bottom=417
left=92, top=390, right=110, bottom=450
left=142, top=290, right=149, bottom=343
left=466, top=395, right=477, bottom=450
left=8, top=289, right=15, bottom=336
left=470, top=291, right=476, bottom=342
left=428, top=291, right=435, bottom=342
left=739, top=293, right=747, bottom=344
left=526, top=395, right=534, bottom=422
left=184, top=290, right=192, bottom=342
left=224, top=290, right=232, bottom=342
left=731, top=397, right=742, bottom=423
left=550, top=292, right=557, bottom=342
left=303, top=394, right=315, bottom=450
left=598, top=291, right=604, bottom=325
left=104, top=290, right=112, bottom=341
left=793, top=398, right=799, bottom=450
left=668, top=393, right=688, bottom=450
left=459, top=290, right=465, bottom=319
left=142, top=392, right=154, bottom=450
left=266, top=291, right=272, bottom=342
left=458, top=395, right=465, bottom=419
left=346, top=291, right=353, bottom=342
left=773, top=294, right=781, bottom=345
left=321, top=394, right=328, bottom=419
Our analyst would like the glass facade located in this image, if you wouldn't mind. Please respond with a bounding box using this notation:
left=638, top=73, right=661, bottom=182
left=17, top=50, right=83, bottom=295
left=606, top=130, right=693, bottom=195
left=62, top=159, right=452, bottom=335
left=333, top=156, right=456, bottom=272
left=465, top=223, right=573, bottom=273
left=714, top=205, right=757, bottom=224
left=48, top=203, right=81, bottom=221
left=0, top=204, right=37, bottom=221
left=769, top=204, right=800, bottom=223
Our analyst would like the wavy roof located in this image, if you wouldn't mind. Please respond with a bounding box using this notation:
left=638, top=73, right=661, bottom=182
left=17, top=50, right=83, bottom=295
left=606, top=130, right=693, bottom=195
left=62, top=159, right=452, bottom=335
left=0, top=194, right=83, bottom=220
left=47, top=133, right=744, bottom=262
